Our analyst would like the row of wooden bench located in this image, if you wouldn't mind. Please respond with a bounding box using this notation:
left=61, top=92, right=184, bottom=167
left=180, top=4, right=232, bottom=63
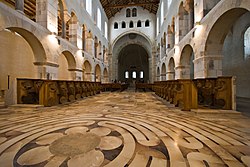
left=152, top=77, right=235, bottom=111
left=17, top=79, right=130, bottom=107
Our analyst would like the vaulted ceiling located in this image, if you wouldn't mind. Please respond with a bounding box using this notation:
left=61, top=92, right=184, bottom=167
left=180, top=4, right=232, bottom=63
left=100, top=0, right=160, bottom=19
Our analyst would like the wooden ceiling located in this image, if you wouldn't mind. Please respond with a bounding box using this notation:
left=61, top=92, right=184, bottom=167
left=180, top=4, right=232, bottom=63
left=2, top=0, right=36, bottom=21
left=100, top=0, right=160, bottom=19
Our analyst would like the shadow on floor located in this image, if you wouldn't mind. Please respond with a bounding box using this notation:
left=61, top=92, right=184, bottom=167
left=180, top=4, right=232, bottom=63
left=237, top=97, right=250, bottom=117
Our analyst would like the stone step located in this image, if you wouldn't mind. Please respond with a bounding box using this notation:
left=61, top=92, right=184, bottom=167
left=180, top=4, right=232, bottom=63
left=8, top=104, right=44, bottom=109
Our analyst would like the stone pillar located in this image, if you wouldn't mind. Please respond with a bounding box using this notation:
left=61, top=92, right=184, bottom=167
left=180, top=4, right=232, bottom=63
left=175, top=65, right=185, bottom=79
left=161, top=74, right=166, bottom=81
left=82, top=29, right=87, bottom=51
left=36, top=0, right=58, bottom=33
left=94, top=42, right=98, bottom=58
left=179, top=66, right=191, bottom=79
left=15, top=0, right=24, bottom=12
left=167, top=72, right=175, bottom=80
left=69, top=16, right=78, bottom=46
left=86, top=36, right=94, bottom=56
left=193, top=55, right=222, bottom=78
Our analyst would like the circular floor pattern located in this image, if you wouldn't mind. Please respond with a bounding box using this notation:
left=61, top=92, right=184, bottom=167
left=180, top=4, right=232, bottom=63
left=0, top=92, right=249, bottom=167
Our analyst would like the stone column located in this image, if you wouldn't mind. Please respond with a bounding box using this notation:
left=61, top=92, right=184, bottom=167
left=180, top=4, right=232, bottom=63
left=15, top=0, right=24, bottom=12
left=36, top=0, right=58, bottom=34
left=69, top=17, right=78, bottom=46
left=175, top=65, right=185, bottom=79
left=161, top=74, right=166, bottom=81
left=166, top=72, right=175, bottom=80
left=86, top=36, right=94, bottom=56
left=193, top=55, right=222, bottom=78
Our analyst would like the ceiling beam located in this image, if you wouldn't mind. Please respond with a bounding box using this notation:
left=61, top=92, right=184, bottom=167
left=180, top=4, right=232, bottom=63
left=105, top=1, right=160, bottom=9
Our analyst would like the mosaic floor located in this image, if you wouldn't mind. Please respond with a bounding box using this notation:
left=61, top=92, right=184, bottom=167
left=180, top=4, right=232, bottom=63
left=0, top=91, right=250, bottom=167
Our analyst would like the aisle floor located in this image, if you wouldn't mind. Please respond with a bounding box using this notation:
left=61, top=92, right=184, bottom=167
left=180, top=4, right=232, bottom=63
left=0, top=92, right=249, bottom=167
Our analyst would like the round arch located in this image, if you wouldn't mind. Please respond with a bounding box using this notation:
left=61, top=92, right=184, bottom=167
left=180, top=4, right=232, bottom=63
left=95, top=64, right=101, bottom=82
left=7, top=27, right=46, bottom=63
left=168, top=57, right=175, bottom=80
left=58, top=51, right=76, bottom=80
left=103, top=68, right=109, bottom=83
left=111, top=32, right=153, bottom=82
left=179, top=44, right=194, bottom=79
left=161, top=63, right=166, bottom=81
left=83, top=60, right=92, bottom=81
left=157, top=67, right=160, bottom=81
left=202, top=5, right=250, bottom=113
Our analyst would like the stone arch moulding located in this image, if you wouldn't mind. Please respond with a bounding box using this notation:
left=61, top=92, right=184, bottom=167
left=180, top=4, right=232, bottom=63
left=61, top=50, right=77, bottom=70
left=111, top=30, right=152, bottom=51
left=111, top=31, right=153, bottom=82
left=200, top=1, right=250, bottom=54
left=6, top=27, right=47, bottom=63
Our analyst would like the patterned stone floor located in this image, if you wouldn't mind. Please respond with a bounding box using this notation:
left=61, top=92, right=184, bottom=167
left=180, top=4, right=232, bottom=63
left=0, top=91, right=250, bottom=167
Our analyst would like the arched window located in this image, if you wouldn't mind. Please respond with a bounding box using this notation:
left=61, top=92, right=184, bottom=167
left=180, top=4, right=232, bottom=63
left=86, top=0, right=92, bottom=16
left=132, top=71, right=136, bottom=79
left=122, top=21, right=126, bottom=28
left=114, top=22, right=118, bottom=29
left=145, top=20, right=150, bottom=27
left=156, top=17, right=159, bottom=34
left=126, top=9, right=131, bottom=17
left=97, top=8, right=101, bottom=30
left=137, top=20, right=141, bottom=27
left=105, top=22, right=108, bottom=38
left=129, top=21, right=134, bottom=28
left=244, top=27, right=250, bottom=59
left=168, top=0, right=172, bottom=8
left=161, top=2, right=164, bottom=25
left=132, top=8, right=137, bottom=17
left=140, top=71, right=144, bottom=78
left=125, top=71, right=129, bottom=78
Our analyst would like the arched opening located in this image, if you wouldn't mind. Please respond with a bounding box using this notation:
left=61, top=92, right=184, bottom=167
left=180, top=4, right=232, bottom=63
left=184, top=0, right=194, bottom=31
left=58, top=51, right=76, bottom=80
left=205, top=8, right=250, bottom=114
left=122, top=21, right=126, bottom=28
left=161, top=63, right=166, bottom=81
left=168, top=58, right=175, bottom=80
left=97, top=8, right=102, bottom=30
left=179, top=45, right=194, bottom=79
left=126, top=8, right=131, bottom=17
left=95, top=64, right=101, bottom=82
left=244, top=27, right=250, bottom=59
left=83, top=60, right=92, bottom=81
left=157, top=67, right=160, bottom=81
left=171, top=18, right=175, bottom=45
left=145, top=20, right=150, bottom=27
left=0, top=28, right=46, bottom=105
left=178, top=2, right=189, bottom=41
left=103, top=68, right=109, bottom=83
left=137, top=20, right=142, bottom=27
left=114, top=22, right=118, bottom=29
left=132, top=8, right=137, bottom=17
left=118, top=44, right=149, bottom=84
left=129, top=21, right=134, bottom=28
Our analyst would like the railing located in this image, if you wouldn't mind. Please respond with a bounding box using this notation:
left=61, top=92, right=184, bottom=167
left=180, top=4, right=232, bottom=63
left=153, top=77, right=235, bottom=111
left=17, top=79, right=102, bottom=107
